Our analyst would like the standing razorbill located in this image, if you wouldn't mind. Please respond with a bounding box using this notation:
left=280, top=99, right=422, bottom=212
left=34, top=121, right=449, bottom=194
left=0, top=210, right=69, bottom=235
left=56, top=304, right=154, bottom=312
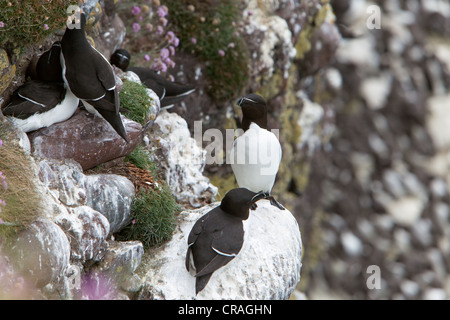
left=185, top=188, right=266, bottom=294
left=229, top=93, right=285, bottom=210
left=2, top=80, right=79, bottom=133
left=61, top=12, right=128, bottom=142
left=110, top=49, right=195, bottom=109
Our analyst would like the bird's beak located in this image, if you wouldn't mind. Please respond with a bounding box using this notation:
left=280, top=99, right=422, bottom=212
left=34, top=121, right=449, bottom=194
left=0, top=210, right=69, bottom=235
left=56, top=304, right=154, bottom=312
left=250, top=191, right=267, bottom=205
left=237, top=96, right=257, bottom=106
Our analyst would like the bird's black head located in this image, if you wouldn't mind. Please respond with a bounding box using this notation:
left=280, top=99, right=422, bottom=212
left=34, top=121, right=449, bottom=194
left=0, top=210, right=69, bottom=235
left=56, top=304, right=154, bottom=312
left=237, top=93, right=268, bottom=131
left=47, top=41, right=62, bottom=60
left=220, top=188, right=266, bottom=220
left=110, top=49, right=131, bottom=71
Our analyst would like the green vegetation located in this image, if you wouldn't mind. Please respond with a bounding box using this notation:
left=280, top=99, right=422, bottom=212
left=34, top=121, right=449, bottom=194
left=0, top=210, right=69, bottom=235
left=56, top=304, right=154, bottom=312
left=166, top=0, right=250, bottom=102
left=119, top=80, right=155, bottom=126
left=117, top=186, right=179, bottom=248
left=0, top=0, right=74, bottom=49
left=0, top=121, right=43, bottom=239
left=124, top=145, right=157, bottom=173
left=119, top=145, right=180, bottom=248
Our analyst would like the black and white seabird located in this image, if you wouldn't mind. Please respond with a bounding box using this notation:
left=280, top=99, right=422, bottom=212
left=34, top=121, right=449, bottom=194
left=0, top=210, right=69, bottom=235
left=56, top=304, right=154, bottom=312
left=2, top=80, right=79, bottom=133
left=35, top=41, right=63, bottom=83
left=229, top=93, right=285, bottom=210
left=185, top=188, right=266, bottom=294
left=110, top=49, right=195, bottom=109
left=61, top=13, right=128, bottom=142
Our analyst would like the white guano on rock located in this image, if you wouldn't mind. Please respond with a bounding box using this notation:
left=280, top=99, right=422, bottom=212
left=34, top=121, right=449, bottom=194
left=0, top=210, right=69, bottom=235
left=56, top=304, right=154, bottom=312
left=138, top=200, right=302, bottom=300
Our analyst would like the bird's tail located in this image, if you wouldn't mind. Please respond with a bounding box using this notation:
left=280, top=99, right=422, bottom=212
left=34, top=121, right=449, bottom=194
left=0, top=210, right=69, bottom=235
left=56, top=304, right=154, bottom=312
left=97, top=109, right=128, bottom=142
left=195, top=274, right=213, bottom=295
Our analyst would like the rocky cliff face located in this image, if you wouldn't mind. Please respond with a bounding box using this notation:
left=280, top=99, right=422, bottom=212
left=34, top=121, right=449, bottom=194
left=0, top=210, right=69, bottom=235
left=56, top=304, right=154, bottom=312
left=298, top=0, right=450, bottom=299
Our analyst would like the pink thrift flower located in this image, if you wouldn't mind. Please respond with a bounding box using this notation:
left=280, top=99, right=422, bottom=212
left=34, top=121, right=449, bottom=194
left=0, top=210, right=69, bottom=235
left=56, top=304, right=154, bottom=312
left=157, top=5, right=168, bottom=18
left=0, top=139, right=2, bottom=148
left=159, top=17, right=168, bottom=27
left=153, top=60, right=168, bottom=73
left=0, top=22, right=4, bottom=28
left=173, top=36, right=180, bottom=47
left=132, top=6, right=141, bottom=15
left=132, top=6, right=141, bottom=16
left=80, top=273, right=117, bottom=300
left=168, top=46, right=175, bottom=56
left=132, top=22, right=141, bottom=33
left=165, top=31, right=175, bottom=42
left=168, top=75, right=175, bottom=82
left=43, top=24, right=49, bottom=30
left=166, top=58, right=175, bottom=68
left=156, top=25, right=164, bottom=35
left=218, top=49, right=225, bottom=57
left=160, top=48, right=170, bottom=60
left=144, top=54, right=150, bottom=61
left=190, top=37, right=197, bottom=44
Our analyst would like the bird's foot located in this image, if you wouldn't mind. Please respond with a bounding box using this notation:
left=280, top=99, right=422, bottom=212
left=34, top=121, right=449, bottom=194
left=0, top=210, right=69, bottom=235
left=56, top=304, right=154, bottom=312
left=267, top=195, right=286, bottom=210
left=251, top=203, right=258, bottom=211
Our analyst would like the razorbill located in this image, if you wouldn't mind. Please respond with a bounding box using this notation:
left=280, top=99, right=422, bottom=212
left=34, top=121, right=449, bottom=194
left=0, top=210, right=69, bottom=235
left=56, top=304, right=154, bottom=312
left=229, top=93, right=285, bottom=210
left=61, top=13, right=128, bottom=142
left=2, top=80, right=79, bottom=133
left=185, top=188, right=265, bottom=294
left=35, top=41, right=63, bottom=83
left=110, top=49, right=195, bottom=109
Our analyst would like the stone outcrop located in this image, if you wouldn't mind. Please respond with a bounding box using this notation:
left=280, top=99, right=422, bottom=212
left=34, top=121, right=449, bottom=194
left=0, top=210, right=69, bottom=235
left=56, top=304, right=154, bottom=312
left=138, top=200, right=302, bottom=300
left=29, top=110, right=143, bottom=171
left=297, top=0, right=450, bottom=300
left=145, top=110, right=218, bottom=207
left=38, top=158, right=135, bottom=234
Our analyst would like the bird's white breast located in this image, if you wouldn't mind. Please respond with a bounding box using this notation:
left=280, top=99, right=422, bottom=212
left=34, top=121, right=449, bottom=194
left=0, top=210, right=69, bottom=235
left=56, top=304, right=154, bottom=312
left=10, top=89, right=79, bottom=133
left=230, top=122, right=282, bottom=193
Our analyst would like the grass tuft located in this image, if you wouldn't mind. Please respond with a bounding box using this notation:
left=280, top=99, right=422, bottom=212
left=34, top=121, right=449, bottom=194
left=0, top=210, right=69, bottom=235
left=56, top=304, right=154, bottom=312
left=124, top=145, right=157, bottom=173
left=0, top=0, right=74, bottom=50
left=119, top=80, right=155, bottom=126
left=0, top=121, right=43, bottom=239
left=117, top=185, right=179, bottom=249
left=118, top=145, right=180, bottom=248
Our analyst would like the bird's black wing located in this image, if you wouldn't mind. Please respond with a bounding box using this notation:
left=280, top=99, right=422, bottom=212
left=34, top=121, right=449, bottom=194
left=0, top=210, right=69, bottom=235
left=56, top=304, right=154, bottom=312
left=92, top=46, right=116, bottom=92
left=194, top=222, right=243, bottom=278
left=18, top=81, right=65, bottom=106
left=90, top=47, right=120, bottom=114
left=3, top=81, right=65, bottom=118
left=185, top=212, right=210, bottom=272
left=194, top=253, right=234, bottom=278
left=2, top=98, right=43, bottom=119
left=128, top=67, right=166, bottom=99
